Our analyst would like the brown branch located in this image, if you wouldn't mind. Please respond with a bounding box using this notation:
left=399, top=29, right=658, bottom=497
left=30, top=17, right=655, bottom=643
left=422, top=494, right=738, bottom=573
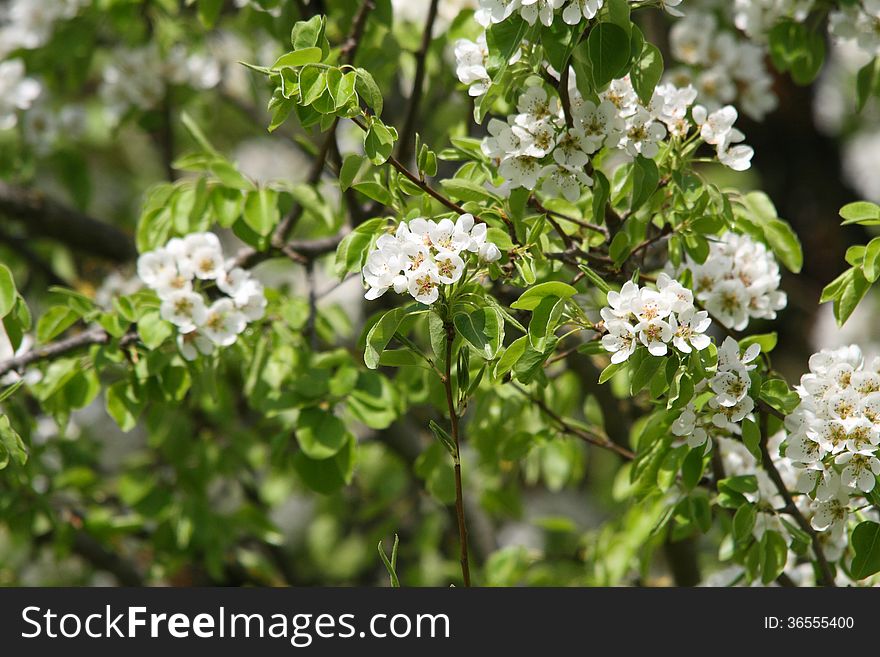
left=444, top=321, right=471, bottom=587
left=350, top=116, right=470, bottom=216
left=272, top=0, right=375, bottom=247
left=396, top=0, right=439, bottom=165
left=513, top=384, right=635, bottom=460
left=0, top=181, right=136, bottom=262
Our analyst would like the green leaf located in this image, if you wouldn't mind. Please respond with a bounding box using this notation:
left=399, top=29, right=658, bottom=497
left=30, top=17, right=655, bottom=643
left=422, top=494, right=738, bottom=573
left=630, top=43, right=663, bottom=105
left=377, top=534, right=401, bottom=588
left=429, top=419, right=457, bottom=458
left=851, top=521, right=880, bottom=579
left=364, top=120, right=397, bottom=165
left=293, top=433, right=356, bottom=494
left=864, top=236, right=880, bottom=282
left=739, top=332, right=777, bottom=354
left=0, top=415, right=27, bottom=470
left=840, top=200, right=880, bottom=225
left=351, top=180, right=393, bottom=206
left=630, top=353, right=664, bottom=395
left=681, top=448, right=704, bottom=491
left=759, top=378, right=800, bottom=414
left=243, top=188, right=280, bottom=236
left=761, top=530, right=788, bottom=584
left=494, top=335, right=528, bottom=380
left=105, top=381, right=141, bottom=433
left=527, top=296, right=564, bottom=351
left=834, top=266, right=870, bottom=327
left=440, top=179, right=497, bottom=203
left=272, top=47, right=323, bottom=70
left=510, top=281, right=578, bottom=310
left=339, top=154, right=366, bottom=191
left=36, top=306, right=79, bottom=343
left=364, top=306, right=426, bottom=369
left=298, top=65, right=327, bottom=106
left=454, top=307, right=504, bottom=360
left=296, top=407, right=349, bottom=459
left=768, top=20, right=825, bottom=85
left=738, top=192, right=802, bottom=272
left=291, top=14, right=327, bottom=52
left=733, top=502, right=756, bottom=542
left=741, top=419, right=761, bottom=460
left=587, top=22, right=631, bottom=89
left=355, top=68, right=383, bottom=116
left=630, top=156, right=658, bottom=214
left=335, top=217, right=384, bottom=277
left=486, top=14, right=530, bottom=71
left=0, top=264, right=15, bottom=319
left=137, top=310, right=173, bottom=350
left=857, top=58, right=880, bottom=112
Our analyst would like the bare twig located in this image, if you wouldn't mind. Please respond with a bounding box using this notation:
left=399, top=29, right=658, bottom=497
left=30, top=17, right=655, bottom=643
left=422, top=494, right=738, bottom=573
left=396, top=0, right=439, bottom=165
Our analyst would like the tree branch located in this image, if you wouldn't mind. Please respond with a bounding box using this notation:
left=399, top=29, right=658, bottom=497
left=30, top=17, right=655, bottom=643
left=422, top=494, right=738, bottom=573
left=396, top=0, right=439, bottom=165
left=0, top=182, right=136, bottom=262
left=272, top=0, right=375, bottom=246
left=512, top=384, right=635, bottom=460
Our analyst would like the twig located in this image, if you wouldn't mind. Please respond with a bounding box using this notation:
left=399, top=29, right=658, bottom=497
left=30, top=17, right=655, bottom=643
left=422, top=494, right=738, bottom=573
left=443, top=321, right=471, bottom=587
left=396, top=0, right=439, bottom=165
left=513, top=384, right=635, bottom=460
left=272, top=0, right=375, bottom=246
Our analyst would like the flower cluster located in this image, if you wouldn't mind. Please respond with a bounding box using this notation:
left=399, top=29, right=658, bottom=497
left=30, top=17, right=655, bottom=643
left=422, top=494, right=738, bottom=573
left=680, top=232, right=787, bottom=331
left=783, top=345, right=880, bottom=537
left=0, top=0, right=83, bottom=58
left=600, top=274, right=711, bottom=364
left=668, top=10, right=779, bottom=121
left=671, top=337, right=761, bottom=452
left=830, top=1, right=880, bottom=58
left=481, top=74, right=753, bottom=198
left=454, top=34, right=491, bottom=98
left=137, top=233, right=266, bottom=360
left=362, top=215, right=501, bottom=305
left=733, top=0, right=816, bottom=41
left=474, top=0, right=682, bottom=27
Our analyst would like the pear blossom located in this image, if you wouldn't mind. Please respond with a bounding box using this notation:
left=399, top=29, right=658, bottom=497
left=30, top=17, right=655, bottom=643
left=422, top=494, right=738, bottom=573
left=362, top=216, right=503, bottom=305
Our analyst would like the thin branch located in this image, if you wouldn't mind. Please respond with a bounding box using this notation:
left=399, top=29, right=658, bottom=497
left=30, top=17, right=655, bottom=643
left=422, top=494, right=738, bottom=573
left=512, top=384, right=635, bottom=460
left=350, top=116, right=470, bottom=216
left=396, top=0, right=439, bottom=165
left=272, top=0, right=375, bottom=247
left=0, top=181, right=136, bottom=262
left=758, top=409, right=836, bottom=587
left=444, top=321, right=471, bottom=587
left=233, top=230, right=348, bottom=269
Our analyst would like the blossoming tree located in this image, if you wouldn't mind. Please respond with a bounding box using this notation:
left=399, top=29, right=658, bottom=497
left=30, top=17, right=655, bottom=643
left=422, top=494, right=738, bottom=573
left=2, top=0, right=880, bottom=587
